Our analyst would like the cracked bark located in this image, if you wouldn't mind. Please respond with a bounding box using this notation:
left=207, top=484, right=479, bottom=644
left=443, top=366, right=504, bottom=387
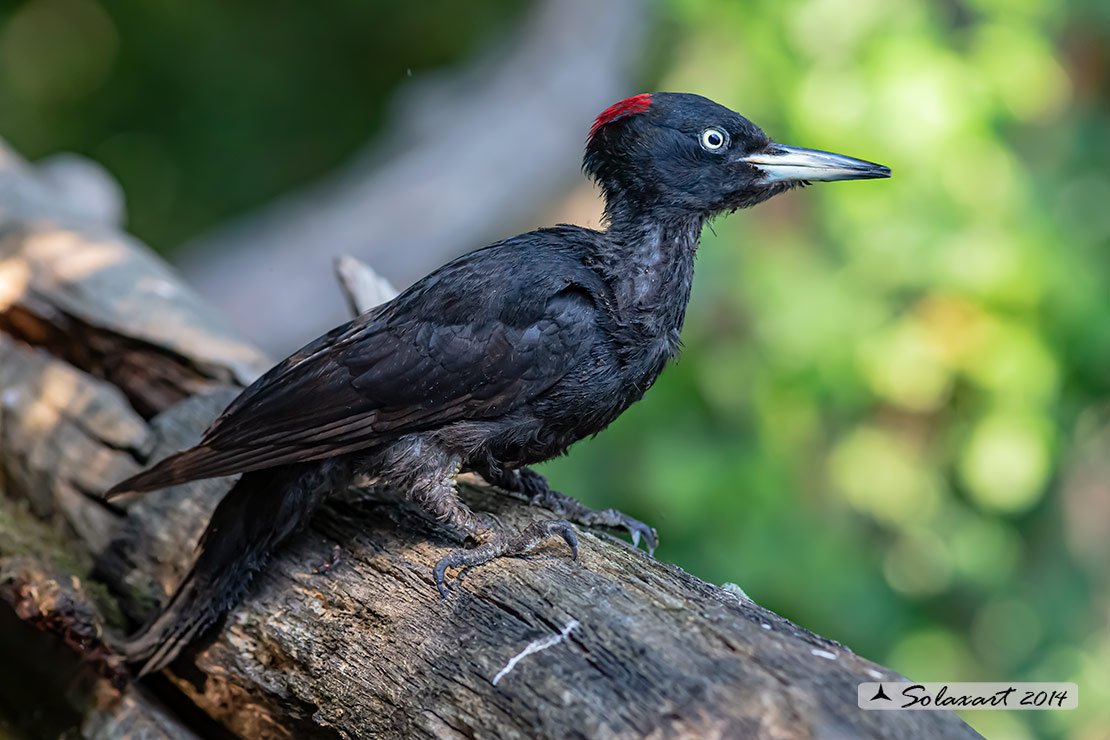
left=0, top=140, right=983, bottom=739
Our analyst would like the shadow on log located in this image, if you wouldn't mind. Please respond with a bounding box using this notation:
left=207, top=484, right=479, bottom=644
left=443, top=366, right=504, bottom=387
left=0, top=139, right=982, bottom=738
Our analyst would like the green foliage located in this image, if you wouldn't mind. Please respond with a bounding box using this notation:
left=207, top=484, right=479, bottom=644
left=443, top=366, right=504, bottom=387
left=0, top=0, right=522, bottom=248
left=542, top=1, right=1110, bottom=737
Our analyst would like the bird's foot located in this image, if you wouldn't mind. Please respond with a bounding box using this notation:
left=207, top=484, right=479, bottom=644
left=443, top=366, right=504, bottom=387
left=532, top=487, right=658, bottom=555
left=434, top=519, right=577, bottom=598
left=503, top=468, right=658, bottom=554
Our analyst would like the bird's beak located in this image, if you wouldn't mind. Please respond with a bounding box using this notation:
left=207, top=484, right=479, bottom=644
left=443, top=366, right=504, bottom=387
left=740, top=144, right=891, bottom=183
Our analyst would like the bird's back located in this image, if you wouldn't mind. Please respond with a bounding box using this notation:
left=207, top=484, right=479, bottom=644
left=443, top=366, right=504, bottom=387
left=107, top=227, right=613, bottom=496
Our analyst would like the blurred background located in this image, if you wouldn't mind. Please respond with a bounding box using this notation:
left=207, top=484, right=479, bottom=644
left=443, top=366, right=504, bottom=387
left=1, top=0, right=1107, bottom=738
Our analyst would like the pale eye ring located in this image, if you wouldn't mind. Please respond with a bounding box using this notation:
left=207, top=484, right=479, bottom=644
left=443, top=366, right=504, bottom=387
left=700, top=128, right=727, bottom=151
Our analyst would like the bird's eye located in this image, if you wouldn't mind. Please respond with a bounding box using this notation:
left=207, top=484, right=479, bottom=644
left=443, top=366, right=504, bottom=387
left=700, top=128, right=726, bottom=151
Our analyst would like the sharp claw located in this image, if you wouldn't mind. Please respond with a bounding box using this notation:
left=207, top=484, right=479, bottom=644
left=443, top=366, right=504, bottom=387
left=434, top=556, right=454, bottom=598
left=556, top=522, right=579, bottom=560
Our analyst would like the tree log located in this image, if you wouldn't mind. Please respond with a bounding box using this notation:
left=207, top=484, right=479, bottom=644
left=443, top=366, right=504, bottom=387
left=0, top=141, right=982, bottom=739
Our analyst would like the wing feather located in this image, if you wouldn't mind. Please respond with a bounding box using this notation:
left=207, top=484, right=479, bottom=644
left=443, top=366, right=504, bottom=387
left=107, top=249, right=603, bottom=496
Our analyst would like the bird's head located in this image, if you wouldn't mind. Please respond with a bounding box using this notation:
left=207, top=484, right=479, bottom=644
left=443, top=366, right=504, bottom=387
left=584, top=92, right=890, bottom=222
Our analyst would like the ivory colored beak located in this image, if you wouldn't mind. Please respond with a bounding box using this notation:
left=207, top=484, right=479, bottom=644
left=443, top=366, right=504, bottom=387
left=740, top=144, right=891, bottom=182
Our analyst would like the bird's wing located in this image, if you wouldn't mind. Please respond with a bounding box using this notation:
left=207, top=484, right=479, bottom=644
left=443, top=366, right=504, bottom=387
left=107, top=255, right=601, bottom=494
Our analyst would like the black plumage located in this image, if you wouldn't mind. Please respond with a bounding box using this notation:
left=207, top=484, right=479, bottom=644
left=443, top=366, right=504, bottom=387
left=108, top=92, right=890, bottom=675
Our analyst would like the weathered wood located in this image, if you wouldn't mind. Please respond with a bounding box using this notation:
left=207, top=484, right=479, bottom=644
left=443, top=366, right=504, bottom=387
left=0, top=456, right=199, bottom=740
left=0, top=141, right=982, bottom=739
left=332, top=255, right=398, bottom=316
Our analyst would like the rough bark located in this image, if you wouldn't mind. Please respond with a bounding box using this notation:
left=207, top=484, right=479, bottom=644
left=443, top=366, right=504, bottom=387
left=0, top=141, right=982, bottom=739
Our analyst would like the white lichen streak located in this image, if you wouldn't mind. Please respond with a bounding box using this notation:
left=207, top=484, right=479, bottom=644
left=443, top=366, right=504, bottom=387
left=492, top=619, right=580, bottom=687
left=811, top=649, right=837, bottom=660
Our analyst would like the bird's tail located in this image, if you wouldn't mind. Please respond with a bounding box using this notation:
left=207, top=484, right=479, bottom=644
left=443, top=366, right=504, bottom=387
left=118, top=458, right=350, bottom=676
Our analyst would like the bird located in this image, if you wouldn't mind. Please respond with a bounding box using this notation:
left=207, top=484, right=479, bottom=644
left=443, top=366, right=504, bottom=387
left=106, top=92, right=890, bottom=676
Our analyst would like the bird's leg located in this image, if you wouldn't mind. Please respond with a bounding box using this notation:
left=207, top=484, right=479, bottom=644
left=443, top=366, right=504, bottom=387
left=377, top=436, right=485, bottom=536
left=474, top=463, right=658, bottom=554
left=379, top=437, right=577, bottom=597
left=399, top=461, right=487, bottom=540
left=415, top=469, right=578, bottom=598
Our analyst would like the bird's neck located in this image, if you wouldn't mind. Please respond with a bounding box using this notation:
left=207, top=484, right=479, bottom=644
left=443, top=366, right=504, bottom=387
left=596, top=210, right=705, bottom=337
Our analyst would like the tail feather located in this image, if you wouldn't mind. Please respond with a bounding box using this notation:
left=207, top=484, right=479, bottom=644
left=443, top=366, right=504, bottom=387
left=116, top=459, right=350, bottom=675
left=123, top=569, right=212, bottom=677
